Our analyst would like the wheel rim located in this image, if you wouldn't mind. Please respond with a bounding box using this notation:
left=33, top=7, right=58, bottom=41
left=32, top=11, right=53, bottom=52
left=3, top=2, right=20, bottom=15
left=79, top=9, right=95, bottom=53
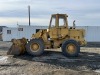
left=66, top=43, right=76, bottom=54
left=30, top=43, right=40, bottom=52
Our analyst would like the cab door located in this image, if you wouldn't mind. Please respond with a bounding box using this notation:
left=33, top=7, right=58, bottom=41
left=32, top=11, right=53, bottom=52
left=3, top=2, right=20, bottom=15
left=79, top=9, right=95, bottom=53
left=49, top=15, right=59, bottom=39
left=58, top=17, right=68, bottom=39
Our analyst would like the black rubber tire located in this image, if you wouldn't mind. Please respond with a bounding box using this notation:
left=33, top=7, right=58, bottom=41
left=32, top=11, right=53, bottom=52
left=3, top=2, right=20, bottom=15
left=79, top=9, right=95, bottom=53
left=26, top=39, right=44, bottom=56
left=61, top=39, right=80, bottom=57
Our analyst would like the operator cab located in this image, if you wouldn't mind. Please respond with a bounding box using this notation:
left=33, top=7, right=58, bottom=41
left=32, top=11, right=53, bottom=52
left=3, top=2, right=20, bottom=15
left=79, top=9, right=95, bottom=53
left=49, top=14, right=68, bottom=29
left=48, top=14, right=69, bottom=39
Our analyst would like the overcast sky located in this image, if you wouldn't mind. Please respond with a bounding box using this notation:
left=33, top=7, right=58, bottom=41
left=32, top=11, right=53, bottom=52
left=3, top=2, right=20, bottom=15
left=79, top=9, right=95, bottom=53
left=0, top=0, right=100, bottom=27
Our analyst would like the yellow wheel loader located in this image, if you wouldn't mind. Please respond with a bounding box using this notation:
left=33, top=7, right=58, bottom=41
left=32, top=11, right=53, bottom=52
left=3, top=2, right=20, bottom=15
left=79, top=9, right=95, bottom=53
left=8, top=14, right=86, bottom=57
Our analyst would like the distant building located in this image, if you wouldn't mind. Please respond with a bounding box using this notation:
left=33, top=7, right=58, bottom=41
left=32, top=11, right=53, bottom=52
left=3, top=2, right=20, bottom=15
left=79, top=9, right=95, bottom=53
left=2, top=25, right=48, bottom=41
left=0, top=26, right=7, bottom=40
left=2, top=25, right=100, bottom=44
left=0, top=26, right=7, bottom=33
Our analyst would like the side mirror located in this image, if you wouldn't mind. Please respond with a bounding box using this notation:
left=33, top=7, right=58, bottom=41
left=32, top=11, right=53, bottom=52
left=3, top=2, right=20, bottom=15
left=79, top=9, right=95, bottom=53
left=73, top=20, right=76, bottom=29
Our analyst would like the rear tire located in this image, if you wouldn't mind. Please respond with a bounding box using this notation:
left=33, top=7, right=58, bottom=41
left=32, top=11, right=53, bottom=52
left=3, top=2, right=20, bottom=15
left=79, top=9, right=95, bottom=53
left=61, top=40, right=80, bottom=57
left=26, top=39, right=44, bottom=56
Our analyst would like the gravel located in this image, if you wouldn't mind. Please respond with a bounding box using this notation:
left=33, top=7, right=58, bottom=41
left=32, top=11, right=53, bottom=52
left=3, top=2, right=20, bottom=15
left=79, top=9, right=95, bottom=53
left=0, top=41, right=100, bottom=75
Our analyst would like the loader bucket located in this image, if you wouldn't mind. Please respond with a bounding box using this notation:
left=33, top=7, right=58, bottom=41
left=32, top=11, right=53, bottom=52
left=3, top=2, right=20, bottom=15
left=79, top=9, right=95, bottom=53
left=7, top=38, right=27, bottom=55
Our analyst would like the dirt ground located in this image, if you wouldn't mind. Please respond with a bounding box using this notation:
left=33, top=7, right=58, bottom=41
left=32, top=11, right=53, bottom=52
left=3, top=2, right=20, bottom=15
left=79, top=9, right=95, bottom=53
left=0, top=41, right=100, bottom=75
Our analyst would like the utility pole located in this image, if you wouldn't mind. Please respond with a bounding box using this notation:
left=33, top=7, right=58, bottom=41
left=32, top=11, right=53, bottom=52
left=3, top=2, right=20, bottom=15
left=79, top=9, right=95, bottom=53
left=17, top=21, right=19, bottom=27
left=28, top=5, right=30, bottom=26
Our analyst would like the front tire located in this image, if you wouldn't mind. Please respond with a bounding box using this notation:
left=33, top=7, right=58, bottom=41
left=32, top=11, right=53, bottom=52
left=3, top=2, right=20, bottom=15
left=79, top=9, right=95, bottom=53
left=26, top=39, right=44, bottom=56
left=61, top=40, right=80, bottom=57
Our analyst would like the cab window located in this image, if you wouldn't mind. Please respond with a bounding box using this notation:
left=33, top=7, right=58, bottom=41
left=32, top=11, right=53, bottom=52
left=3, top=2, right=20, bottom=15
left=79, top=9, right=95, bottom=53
left=59, top=18, right=65, bottom=26
left=51, top=17, right=56, bottom=27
